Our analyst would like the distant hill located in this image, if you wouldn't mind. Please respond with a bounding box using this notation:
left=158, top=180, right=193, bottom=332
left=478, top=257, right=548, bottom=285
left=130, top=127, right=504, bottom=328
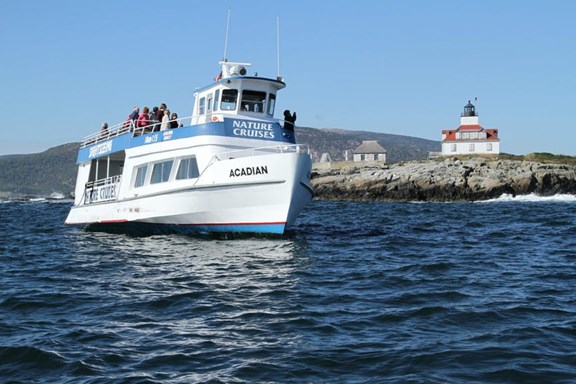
left=296, top=127, right=439, bottom=163
left=0, top=143, right=79, bottom=197
left=0, top=127, right=439, bottom=197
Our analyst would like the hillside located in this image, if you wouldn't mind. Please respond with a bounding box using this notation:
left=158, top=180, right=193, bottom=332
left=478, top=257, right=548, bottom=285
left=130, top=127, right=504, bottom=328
left=0, top=143, right=79, bottom=198
left=296, top=127, right=439, bottom=163
left=0, top=127, right=438, bottom=198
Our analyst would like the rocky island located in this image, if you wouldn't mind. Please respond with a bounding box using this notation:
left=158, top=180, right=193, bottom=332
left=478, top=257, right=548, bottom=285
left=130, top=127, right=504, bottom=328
left=312, top=155, right=576, bottom=202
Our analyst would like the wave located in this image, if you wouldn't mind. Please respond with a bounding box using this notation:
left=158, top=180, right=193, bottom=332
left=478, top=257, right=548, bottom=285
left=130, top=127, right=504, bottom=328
left=481, top=193, right=576, bottom=203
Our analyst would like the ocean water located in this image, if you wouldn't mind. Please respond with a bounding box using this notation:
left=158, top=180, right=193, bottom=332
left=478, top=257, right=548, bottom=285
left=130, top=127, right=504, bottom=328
left=1, top=197, right=576, bottom=383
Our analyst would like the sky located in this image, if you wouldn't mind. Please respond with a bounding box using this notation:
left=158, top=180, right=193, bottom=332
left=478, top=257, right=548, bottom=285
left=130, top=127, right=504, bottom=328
left=1, top=0, right=575, bottom=156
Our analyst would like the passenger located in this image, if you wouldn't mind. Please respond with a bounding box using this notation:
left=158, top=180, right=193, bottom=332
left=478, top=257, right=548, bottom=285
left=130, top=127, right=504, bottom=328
left=160, top=109, right=170, bottom=131
left=157, top=103, right=168, bottom=131
left=125, top=106, right=139, bottom=130
left=137, top=106, right=150, bottom=130
left=150, top=106, right=160, bottom=131
left=129, top=106, right=139, bottom=122
left=170, top=113, right=179, bottom=129
left=283, top=109, right=297, bottom=131
left=100, top=122, right=109, bottom=138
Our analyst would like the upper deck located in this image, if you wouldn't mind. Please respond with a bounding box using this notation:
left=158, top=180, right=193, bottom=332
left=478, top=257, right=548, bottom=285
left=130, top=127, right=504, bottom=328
left=77, top=60, right=296, bottom=164
left=77, top=116, right=296, bottom=164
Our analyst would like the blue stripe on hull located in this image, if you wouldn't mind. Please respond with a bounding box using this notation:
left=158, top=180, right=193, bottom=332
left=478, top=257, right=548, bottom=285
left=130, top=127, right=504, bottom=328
left=85, top=221, right=286, bottom=236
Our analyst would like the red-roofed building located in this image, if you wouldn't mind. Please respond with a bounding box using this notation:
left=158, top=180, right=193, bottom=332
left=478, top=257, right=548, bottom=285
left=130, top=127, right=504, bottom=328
left=441, top=101, right=500, bottom=156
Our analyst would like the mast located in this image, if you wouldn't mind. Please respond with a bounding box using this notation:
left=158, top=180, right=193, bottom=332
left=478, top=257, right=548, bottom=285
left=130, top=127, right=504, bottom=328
left=223, top=8, right=231, bottom=61
left=276, top=17, right=281, bottom=78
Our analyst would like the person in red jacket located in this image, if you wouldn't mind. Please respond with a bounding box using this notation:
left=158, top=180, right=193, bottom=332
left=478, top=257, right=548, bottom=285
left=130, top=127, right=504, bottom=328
left=138, top=107, right=150, bottom=127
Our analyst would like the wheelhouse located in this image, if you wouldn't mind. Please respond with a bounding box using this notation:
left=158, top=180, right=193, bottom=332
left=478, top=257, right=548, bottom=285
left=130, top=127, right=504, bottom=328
left=191, top=61, right=286, bottom=125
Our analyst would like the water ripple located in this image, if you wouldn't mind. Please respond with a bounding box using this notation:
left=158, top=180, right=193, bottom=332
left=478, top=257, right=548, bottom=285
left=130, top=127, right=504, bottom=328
left=1, top=200, right=576, bottom=382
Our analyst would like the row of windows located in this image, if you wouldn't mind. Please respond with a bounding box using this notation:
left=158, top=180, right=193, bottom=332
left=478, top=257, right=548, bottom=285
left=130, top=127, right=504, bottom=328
left=456, top=132, right=487, bottom=140
left=134, top=157, right=200, bottom=188
left=199, top=89, right=276, bottom=115
left=450, top=143, right=493, bottom=152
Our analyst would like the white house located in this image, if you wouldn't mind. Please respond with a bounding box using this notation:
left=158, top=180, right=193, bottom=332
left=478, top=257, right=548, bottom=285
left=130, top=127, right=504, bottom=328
left=353, top=140, right=387, bottom=162
left=441, top=101, right=500, bottom=156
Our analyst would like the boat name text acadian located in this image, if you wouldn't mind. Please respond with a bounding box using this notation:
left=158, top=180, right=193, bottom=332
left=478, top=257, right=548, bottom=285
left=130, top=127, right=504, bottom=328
left=229, top=165, right=269, bottom=177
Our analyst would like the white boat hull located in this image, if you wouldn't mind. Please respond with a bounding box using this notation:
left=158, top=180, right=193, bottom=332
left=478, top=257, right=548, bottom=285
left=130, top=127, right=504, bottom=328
left=65, top=152, right=312, bottom=234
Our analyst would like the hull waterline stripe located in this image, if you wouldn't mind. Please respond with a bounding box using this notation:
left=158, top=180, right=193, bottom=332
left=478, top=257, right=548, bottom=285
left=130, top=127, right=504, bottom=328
left=83, top=221, right=287, bottom=234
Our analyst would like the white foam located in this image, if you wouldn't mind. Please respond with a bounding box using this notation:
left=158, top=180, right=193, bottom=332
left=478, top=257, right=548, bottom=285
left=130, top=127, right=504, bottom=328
left=480, top=193, right=576, bottom=203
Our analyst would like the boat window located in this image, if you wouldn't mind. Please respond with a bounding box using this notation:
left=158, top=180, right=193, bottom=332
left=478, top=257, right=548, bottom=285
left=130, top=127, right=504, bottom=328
left=241, top=90, right=266, bottom=112
left=267, top=94, right=276, bottom=115
left=150, top=160, right=173, bottom=184
left=221, top=89, right=238, bottom=110
left=199, top=97, right=206, bottom=115
left=207, top=94, right=213, bottom=112
left=214, top=89, right=220, bottom=112
left=176, top=157, right=200, bottom=180
left=134, top=165, right=148, bottom=188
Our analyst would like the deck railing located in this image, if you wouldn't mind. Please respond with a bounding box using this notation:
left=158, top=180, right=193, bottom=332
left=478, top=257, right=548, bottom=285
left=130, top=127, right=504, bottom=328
left=80, top=117, right=193, bottom=148
left=214, top=144, right=310, bottom=161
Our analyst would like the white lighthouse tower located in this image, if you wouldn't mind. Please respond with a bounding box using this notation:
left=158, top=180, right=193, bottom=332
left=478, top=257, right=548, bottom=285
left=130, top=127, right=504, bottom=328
left=441, top=101, right=500, bottom=156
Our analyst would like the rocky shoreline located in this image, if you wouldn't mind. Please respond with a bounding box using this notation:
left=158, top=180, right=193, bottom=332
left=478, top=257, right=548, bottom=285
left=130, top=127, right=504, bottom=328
left=311, top=157, right=576, bottom=202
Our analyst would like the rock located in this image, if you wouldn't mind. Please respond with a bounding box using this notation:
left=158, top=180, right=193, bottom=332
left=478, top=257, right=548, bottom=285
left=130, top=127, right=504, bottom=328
left=311, top=158, right=576, bottom=201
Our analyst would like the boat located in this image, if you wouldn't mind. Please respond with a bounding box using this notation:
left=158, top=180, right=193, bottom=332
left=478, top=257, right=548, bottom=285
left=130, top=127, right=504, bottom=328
left=65, top=59, right=313, bottom=235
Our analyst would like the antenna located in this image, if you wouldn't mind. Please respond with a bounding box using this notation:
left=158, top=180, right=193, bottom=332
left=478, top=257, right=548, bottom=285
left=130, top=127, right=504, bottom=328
left=276, top=16, right=281, bottom=78
left=223, top=8, right=231, bottom=60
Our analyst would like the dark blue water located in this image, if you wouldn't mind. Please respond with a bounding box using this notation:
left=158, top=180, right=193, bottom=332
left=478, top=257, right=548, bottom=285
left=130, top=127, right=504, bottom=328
left=1, top=197, right=576, bottom=383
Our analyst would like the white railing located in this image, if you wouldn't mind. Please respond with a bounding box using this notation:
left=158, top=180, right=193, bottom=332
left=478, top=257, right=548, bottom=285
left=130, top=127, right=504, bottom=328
left=214, top=144, right=310, bottom=161
left=80, top=116, right=193, bottom=148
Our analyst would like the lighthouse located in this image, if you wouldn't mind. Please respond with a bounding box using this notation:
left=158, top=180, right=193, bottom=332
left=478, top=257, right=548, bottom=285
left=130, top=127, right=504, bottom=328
left=441, top=101, right=500, bottom=156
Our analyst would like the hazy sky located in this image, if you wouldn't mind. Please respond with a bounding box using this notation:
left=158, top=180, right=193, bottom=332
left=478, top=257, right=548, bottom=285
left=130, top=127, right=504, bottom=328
left=1, top=0, right=575, bottom=156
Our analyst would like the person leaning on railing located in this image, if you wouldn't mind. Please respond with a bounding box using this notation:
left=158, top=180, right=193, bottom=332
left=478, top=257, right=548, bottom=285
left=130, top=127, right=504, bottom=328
left=138, top=107, right=150, bottom=129
left=99, top=122, right=109, bottom=138
left=170, top=112, right=181, bottom=129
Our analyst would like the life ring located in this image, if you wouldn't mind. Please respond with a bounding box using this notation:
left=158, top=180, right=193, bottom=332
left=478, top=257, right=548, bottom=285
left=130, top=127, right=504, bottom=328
left=211, top=116, right=219, bottom=122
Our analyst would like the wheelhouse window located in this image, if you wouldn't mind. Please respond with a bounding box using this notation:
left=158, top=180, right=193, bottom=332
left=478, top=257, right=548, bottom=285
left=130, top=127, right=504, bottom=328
left=241, top=90, right=266, bottom=112
left=221, top=89, right=238, bottom=110
left=150, top=160, right=173, bottom=184
left=134, top=165, right=148, bottom=188
left=214, top=89, right=220, bottom=112
left=267, top=94, right=276, bottom=115
left=199, top=97, right=206, bottom=115
left=176, top=157, right=200, bottom=180
left=207, top=94, right=213, bottom=113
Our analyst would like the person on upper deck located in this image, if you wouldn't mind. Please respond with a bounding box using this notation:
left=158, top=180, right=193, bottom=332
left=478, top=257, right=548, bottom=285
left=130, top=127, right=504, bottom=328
left=138, top=107, right=150, bottom=128
left=100, top=122, right=109, bottom=138
left=160, top=109, right=170, bottom=131
left=159, top=103, right=167, bottom=118
left=125, top=106, right=140, bottom=130
left=283, top=110, right=297, bottom=131
left=170, top=112, right=179, bottom=129
left=129, top=107, right=139, bottom=122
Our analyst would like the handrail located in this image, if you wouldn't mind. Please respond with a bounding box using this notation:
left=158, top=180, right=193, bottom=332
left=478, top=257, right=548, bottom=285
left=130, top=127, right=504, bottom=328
left=85, top=175, right=121, bottom=189
left=80, top=116, right=193, bottom=148
left=214, top=144, right=310, bottom=161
